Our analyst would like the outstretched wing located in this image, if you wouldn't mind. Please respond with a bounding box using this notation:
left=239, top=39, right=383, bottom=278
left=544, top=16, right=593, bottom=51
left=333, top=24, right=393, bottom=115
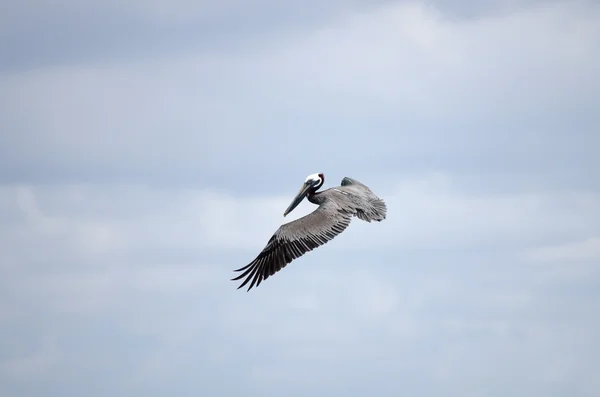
left=232, top=199, right=352, bottom=291
left=340, top=177, right=387, bottom=222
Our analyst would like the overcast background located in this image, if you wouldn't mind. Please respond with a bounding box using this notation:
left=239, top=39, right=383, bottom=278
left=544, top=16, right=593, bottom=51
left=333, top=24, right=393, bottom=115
left=1, top=1, right=600, bottom=396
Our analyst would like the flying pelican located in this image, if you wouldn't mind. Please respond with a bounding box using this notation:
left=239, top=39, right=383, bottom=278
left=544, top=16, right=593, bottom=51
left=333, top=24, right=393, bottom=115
left=232, top=173, right=387, bottom=291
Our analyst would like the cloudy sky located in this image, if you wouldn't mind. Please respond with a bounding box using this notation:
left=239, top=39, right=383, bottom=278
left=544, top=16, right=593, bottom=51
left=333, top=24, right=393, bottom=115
left=1, top=0, right=600, bottom=396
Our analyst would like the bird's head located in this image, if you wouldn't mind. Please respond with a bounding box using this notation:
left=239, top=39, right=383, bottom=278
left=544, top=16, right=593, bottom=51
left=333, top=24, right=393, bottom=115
left=283, top=173, right=324, bottom=217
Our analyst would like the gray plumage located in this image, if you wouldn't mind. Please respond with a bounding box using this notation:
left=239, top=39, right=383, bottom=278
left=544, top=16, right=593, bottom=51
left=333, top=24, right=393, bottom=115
left=232, top=174, right=387, bottom=291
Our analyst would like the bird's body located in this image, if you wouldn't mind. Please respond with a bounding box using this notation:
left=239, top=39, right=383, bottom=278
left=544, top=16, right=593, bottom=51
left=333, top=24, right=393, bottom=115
left=232, top=173, right=387, bottom=291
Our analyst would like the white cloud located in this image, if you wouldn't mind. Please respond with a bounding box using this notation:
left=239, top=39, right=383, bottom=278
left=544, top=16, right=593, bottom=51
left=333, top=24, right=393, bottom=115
left=1, top=173, right=598, bottom=328
left=261, top=1, right=600, bottom=119
left=2, top=174, right=599, bottom=270
left=529, top=236, right=600, bottom=262
left=1, top=177, right=599, bottom=395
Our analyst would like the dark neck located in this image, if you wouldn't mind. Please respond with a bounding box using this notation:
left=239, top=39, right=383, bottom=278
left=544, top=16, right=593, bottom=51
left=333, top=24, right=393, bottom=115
left=307, top=175, right=325, bottom=203
left=308, top=176, right=324, bottom=195
left=314, top=173, right=324, bottom=191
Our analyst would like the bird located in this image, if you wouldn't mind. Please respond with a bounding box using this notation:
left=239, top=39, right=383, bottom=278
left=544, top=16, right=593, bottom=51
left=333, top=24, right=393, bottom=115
left=231, top=172, right=387, bottom=291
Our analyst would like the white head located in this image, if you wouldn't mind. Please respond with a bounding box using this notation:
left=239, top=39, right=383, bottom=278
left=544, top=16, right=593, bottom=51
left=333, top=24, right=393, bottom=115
left=305, top=173, right=323, bottom=184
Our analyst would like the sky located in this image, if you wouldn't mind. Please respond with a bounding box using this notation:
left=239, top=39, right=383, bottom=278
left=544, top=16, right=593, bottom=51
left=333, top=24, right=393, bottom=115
left=1, top=0, right=599, bottom=396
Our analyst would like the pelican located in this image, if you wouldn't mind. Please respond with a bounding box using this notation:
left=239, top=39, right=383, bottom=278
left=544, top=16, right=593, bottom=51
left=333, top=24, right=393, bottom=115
left=232, top=173, right=387, bottom=291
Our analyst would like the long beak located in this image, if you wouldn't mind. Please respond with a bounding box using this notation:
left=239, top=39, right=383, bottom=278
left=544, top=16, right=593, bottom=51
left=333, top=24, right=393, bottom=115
left=283, top=183, right=312, bottom=217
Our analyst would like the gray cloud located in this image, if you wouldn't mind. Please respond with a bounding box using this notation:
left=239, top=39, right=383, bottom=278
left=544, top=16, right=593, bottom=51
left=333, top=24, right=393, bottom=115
left=1, top=1, right=598, bottom=194
left=2, top=0, right=566, bottom=71
left=0, top=0, right=396, bottom=72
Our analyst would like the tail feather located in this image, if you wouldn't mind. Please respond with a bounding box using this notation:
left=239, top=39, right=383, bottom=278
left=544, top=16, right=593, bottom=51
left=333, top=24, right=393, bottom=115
left=356, top=198, right=387, bottom=222
left=339, top=176, right=387, bottom=222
